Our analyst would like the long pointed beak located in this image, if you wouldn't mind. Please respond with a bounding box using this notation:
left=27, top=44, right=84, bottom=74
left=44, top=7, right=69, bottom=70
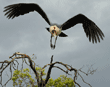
left=53, top=33, right=56, bottom=38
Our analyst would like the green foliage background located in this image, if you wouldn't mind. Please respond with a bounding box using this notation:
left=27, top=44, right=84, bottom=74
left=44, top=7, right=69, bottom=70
left=12, top=67, right=75, bottom=87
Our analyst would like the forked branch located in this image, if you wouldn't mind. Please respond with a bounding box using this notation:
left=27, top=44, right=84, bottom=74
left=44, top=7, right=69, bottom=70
left=0, top=52, right=96, bottom=87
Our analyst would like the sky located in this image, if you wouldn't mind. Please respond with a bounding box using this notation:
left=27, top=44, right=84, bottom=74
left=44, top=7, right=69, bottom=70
left=0, top=0, right=110, bottom=87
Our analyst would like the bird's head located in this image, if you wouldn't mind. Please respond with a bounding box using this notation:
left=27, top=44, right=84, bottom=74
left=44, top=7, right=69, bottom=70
left=46, top=25, right=62, bottom=39
left=49, top=25, right=61, bottom=38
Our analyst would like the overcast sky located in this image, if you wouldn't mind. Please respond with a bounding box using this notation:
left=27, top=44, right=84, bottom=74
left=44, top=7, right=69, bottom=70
left=0, top=0, right=110, bottom=87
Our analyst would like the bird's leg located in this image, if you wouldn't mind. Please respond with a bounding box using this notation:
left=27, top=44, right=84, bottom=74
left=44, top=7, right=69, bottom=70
left=50, top=35, right=53, bottom=49
left=53, top=36, right=57, bottom=49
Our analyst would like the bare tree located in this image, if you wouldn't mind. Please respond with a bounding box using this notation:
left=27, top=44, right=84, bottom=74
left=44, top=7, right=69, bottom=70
left=0, top=52, right=97, bottom=87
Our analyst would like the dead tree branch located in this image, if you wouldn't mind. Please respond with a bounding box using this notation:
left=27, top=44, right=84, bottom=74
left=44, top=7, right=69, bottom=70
left=0, top=52, right=96, bottom=87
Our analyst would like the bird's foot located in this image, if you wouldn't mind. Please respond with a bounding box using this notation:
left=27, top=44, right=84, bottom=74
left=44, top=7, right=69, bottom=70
left=51, top=43, right=53, bottom=48
left=53, top=45, right=55, bottom=49
left=50, top=44, right=55, bottom=49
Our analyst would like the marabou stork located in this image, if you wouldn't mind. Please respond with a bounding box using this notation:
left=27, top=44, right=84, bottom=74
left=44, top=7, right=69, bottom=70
left=4, top=3, right=104, bottom=49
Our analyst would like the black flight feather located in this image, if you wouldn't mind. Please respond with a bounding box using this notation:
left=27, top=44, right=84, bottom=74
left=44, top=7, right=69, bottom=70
left=4, top=3, right=50, bottom=25
left=61, top=14, right=104, bottom=43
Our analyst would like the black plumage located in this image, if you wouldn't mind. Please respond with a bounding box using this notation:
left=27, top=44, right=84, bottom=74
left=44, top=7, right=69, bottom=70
left=4, top=3, right=104, bottom=49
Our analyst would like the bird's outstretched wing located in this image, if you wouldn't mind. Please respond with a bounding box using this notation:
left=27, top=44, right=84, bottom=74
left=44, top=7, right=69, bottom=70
left=4, top=3, right=50, bottom=25
left=46, top=28, right=50, bottom=32
left=61, top=14, right=104, bottom=43
left=59, top=32, right=68, bottom=37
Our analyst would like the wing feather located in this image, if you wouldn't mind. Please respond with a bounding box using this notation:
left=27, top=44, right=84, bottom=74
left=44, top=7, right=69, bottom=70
left=61, top=14, right=104, bottom=43
left=4, top=3, right=50, bottom=25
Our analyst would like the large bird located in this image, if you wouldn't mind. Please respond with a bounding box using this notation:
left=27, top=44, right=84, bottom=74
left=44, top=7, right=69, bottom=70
left=4, top=3, right=104, bottom=49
